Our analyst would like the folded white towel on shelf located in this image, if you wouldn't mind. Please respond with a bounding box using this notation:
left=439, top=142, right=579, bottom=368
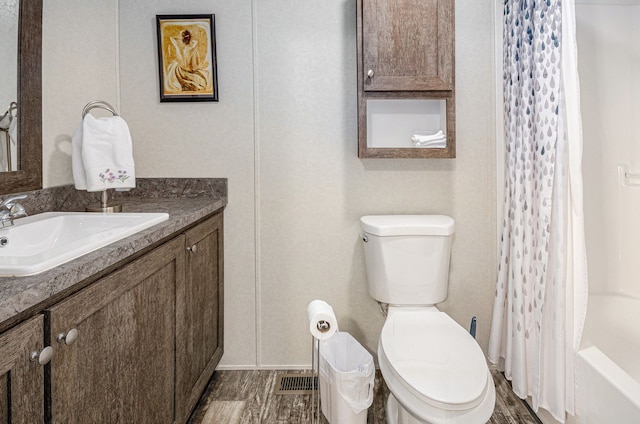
left=413, top=138, right=446, bottom=148
left=411, top=130, right=446, bottom=148
left=71, top=114, right=136, bottom=192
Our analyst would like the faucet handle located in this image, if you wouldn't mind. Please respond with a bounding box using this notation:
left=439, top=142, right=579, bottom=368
left=9, top=203, right=27, bottom=218
left=1, top=194, right=27, bottom=208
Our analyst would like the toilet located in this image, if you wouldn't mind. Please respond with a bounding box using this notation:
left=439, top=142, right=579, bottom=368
left=360, top=215, right=495, bottom=424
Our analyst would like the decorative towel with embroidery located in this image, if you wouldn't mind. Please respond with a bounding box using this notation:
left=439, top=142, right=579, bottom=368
left=72, top=114, right=136, bottom=192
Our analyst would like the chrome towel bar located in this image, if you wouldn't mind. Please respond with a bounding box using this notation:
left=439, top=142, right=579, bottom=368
left=82, top=100, right=118, bottom=119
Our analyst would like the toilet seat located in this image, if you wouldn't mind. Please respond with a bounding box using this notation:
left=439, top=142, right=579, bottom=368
left=379, top=307, right=495, bottom=423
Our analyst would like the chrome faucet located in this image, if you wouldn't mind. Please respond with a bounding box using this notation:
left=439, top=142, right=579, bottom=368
left=0, top=195, right=28, bottom=227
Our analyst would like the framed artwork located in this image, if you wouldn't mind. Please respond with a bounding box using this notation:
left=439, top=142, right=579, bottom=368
left=156, top=14, right=218, bottom=102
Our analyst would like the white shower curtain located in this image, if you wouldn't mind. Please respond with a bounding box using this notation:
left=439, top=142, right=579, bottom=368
left=488, top=0, right=588, bottom=422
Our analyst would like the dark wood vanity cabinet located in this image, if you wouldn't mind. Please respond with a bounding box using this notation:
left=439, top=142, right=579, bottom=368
left=0, top=210, right=224, bottom=423
left=0, top=315, right=46, bottom=423
left=177, top=213, right=224, bottom=422
left=47, top=236, right=185, bottom=424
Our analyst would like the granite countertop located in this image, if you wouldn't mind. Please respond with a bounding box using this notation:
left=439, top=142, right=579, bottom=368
left=0, top=178, right=227, bottom=332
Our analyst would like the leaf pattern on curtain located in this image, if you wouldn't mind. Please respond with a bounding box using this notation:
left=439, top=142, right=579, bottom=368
left=489, top=0, right=563, bottom=415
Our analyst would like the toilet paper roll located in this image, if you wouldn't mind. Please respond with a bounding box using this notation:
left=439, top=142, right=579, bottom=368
left=307, top=299, right=339, bottom=340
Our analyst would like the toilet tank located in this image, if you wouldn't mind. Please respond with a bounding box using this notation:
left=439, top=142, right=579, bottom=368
left=360, top=215, right=454, bottom=305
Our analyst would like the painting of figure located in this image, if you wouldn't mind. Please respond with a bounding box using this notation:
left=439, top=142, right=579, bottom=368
left=157, top=15, right=218, bottom=102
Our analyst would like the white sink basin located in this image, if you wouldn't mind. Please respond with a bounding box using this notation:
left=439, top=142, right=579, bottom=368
left=0, top=211, right=169, bottom=277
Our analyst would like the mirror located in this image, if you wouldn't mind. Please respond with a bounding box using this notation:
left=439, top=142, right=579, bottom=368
left=0, top=1, right=18, bottom=172
left=0, top=0, right=42, bottom=193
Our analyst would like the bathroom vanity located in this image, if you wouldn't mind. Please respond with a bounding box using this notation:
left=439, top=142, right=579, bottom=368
left=0, top=178, right=226, bottom=423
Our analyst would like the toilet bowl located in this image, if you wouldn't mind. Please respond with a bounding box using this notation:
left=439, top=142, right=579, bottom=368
left=378, top=307, right=495, bottom=424
left=360, top=215, right=496, bottom=424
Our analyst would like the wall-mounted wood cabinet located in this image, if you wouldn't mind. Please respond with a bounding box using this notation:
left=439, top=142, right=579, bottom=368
left=357, top=0, right=456, bottom=158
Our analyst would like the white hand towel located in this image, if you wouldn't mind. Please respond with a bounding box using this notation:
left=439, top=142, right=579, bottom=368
left=71, top=122, right=87, bottom=189
left=0, top=132, right=7, bottom=172
left=0, top=113, right=10, bottom=130
left=72, top=114, right=136, bottom=192
left=8, top=117, right=17, bottom=169
left=0, top=111, right=19, bottom=172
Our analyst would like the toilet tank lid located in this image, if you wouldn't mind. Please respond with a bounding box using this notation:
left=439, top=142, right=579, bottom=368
left=360, top=215, right=455, bottom=236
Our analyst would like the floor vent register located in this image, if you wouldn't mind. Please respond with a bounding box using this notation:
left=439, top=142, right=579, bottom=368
left=274, top=373, right=318, bottom=395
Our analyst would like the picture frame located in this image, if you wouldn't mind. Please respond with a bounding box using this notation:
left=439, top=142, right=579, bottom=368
left=156, top=14, right=218, bottom=102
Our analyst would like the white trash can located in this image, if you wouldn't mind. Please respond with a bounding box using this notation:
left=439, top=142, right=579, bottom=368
left=319, top=332, right=375, bottom=424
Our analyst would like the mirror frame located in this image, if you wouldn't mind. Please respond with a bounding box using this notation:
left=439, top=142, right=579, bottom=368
left=0, top=0, right=42, bottom=194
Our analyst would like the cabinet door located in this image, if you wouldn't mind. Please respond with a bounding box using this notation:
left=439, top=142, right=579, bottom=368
left=48, top=236, right=185, bottom=424
left=361, top=0, right=454, bottom=91
left=0, top=315, right=46, bottom=423
left=176, top=213, right=224, bottom=422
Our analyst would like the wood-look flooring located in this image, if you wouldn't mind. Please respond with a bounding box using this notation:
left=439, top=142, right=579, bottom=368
left=188, top=369, right=540, bottom=424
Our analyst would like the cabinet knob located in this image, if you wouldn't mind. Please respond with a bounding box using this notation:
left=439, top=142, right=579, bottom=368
left=30, top=346, right=54, bottom=365
left=57, top=328, right=79, bottom=346
left=187, top=244, right=197, bottom=253
left=367, top=69, right=374, bottom=78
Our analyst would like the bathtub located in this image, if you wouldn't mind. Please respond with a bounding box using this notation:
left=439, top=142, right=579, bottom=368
left=574, top=293, right=640, bottom=423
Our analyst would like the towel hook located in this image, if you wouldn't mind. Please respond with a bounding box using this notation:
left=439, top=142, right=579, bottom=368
left=82, top=100, right=118, bottom=119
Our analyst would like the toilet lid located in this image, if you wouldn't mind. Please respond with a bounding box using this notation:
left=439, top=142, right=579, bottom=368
left=380, top=309, right=489, bottom=410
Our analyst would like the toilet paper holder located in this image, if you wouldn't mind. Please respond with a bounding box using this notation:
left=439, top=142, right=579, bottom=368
left=316, top=320, right=331, bottom=333
left=307, top=300, right=339, bottom=424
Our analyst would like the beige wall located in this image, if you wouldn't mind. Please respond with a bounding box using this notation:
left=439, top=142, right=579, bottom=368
left=42, top=0, right=119, bottom=187
left=42, top=0, right=496, bottom=367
